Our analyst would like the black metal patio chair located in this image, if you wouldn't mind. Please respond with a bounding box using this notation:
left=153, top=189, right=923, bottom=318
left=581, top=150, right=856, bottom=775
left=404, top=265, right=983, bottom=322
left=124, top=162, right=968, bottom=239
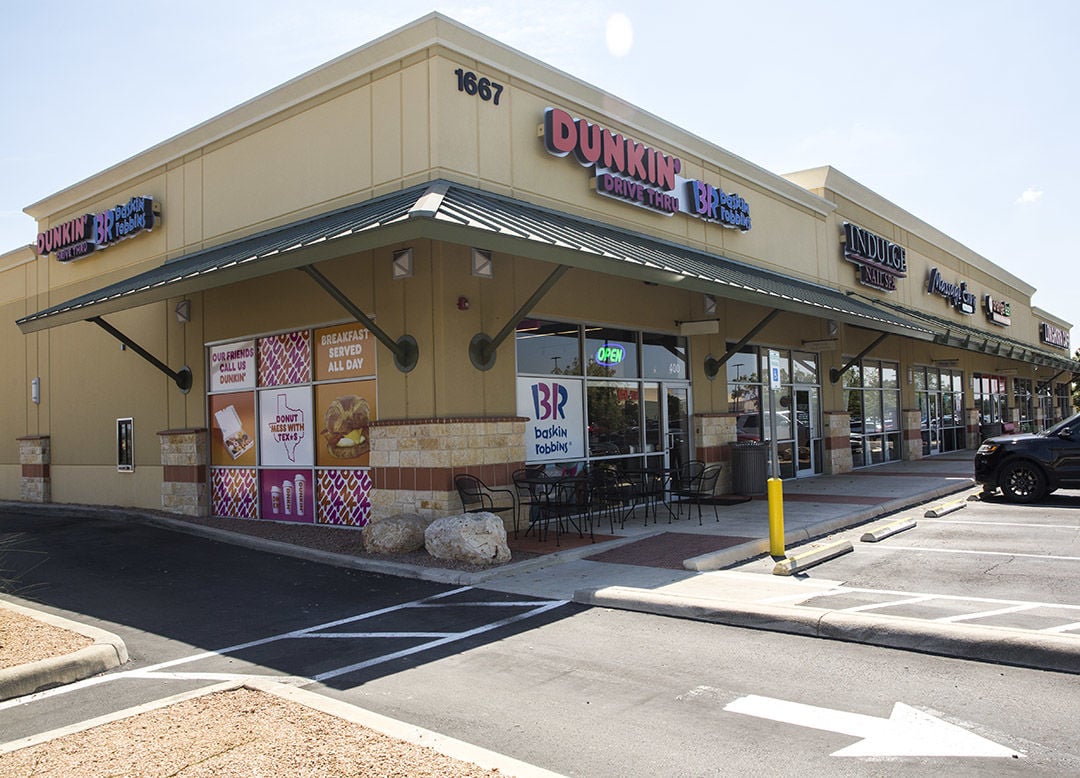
left=670, top=464, right=723, bottom=525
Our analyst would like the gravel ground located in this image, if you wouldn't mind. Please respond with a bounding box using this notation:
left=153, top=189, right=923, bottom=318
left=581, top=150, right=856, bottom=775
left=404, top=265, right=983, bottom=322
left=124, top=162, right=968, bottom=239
left=0, top=686, right=503, bottom=777
left=0, top=608, right=92, bottom=669
left=0, top=513, right=542, bottom=775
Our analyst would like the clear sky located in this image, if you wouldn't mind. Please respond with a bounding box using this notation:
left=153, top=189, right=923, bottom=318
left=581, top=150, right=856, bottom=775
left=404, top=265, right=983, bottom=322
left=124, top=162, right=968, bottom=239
left=3, top=1, right=1076, bottom=335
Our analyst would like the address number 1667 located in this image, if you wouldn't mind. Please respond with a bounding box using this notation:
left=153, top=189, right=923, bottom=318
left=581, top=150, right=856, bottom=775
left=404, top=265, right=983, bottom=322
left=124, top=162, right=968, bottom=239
left=454, top=68, right=503, bottom=106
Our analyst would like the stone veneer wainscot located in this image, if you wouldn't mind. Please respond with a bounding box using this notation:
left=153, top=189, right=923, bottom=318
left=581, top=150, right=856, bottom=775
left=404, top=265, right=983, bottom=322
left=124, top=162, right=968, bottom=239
left=368, top=417, right=527, bottom=526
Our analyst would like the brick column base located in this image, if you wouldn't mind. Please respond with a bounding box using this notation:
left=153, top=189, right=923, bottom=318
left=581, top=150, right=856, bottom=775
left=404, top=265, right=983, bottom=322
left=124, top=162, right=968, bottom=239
left=17, top=435, right=50, bottom=503
left=158, top=428, right=208, bottom=516
left=823, top=412, right=853, bottom=475
left=965, top=408, right=981, bottom=449
left=693, top=412, right=735, bottom=494
left=902, top=409, right=924, bottom=460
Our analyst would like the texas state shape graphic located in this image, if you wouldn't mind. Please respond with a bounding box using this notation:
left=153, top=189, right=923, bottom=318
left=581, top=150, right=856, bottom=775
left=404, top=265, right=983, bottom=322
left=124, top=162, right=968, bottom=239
left=273, top=393, right=305, bottom=462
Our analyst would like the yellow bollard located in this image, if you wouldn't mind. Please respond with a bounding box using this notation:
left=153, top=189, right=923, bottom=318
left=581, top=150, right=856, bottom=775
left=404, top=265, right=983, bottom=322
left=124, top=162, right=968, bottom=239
left=767, top=477, right=785, bottom=558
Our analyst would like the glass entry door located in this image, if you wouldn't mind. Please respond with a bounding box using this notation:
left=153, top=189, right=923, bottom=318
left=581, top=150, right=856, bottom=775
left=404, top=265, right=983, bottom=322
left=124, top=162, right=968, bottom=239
left=664, top=385, right=691, bottom=472
left=794, top=387, right=817, bottom=476
left=921, top=392, right=942, bottom=455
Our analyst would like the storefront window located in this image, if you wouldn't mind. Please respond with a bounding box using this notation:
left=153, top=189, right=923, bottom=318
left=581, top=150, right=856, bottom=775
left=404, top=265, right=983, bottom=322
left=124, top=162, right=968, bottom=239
left=1056, top=383, right=1073, bottom=424
left=642, top=332, right=687, bottom=379
left=914, top=365, right=964, bottom=455
left=588, top=381, right=641, bottom=455
left=517, top=320, right=689, bottom=471
left=585, top=327, right=639, bottom=379
left=845, top=358, right=901, bottom=468
left=1014, top=378, right=1034, bottom=433
left=515, top=319, right=582, bottom=375
left=729, top=349, right=763, bottom=442
left=728, top=346, right=821, bottom=478
left=973, top=373, right=1009, bottom=436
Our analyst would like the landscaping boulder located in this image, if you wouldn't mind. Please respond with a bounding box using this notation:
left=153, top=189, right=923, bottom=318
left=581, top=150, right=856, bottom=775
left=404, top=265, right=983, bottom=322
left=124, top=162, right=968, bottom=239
left=362, top=513, right=431, bottom=554
left=424, top=512, right=511, bottom=566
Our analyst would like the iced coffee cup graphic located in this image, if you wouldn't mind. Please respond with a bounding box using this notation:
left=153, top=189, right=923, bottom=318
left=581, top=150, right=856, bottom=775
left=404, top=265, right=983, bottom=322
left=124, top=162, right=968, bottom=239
left=215, top=405, right=254, bottom=460
left=270, top=485, right=282, bottom=515
left=294, top=474, right=306, bottom=516
left=282, top=480, right=294, bottom=516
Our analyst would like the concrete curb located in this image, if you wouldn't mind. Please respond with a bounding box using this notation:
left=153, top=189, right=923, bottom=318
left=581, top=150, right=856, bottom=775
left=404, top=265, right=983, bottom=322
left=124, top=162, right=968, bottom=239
left=0, top=599, right=128, bottom=701
left=860, top=518, right=917, bottom=543
left=683, top=480, right=974, bottom=572
left=575, top=586, right=1080, bottom=675
left=772, top=540, right=853, bottom=575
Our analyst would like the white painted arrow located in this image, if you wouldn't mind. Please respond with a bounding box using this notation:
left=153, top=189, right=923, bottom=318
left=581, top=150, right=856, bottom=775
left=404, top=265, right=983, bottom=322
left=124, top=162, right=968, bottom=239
left=724, top=695, right=1021, bottom=758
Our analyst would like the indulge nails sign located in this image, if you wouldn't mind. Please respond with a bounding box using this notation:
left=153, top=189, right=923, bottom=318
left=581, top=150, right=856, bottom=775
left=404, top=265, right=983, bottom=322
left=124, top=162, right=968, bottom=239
left=36, top=196, right=157, bottom=262
left=842, top=223, right=907, bottom=292
left=542, top=107, right=751, bottom=230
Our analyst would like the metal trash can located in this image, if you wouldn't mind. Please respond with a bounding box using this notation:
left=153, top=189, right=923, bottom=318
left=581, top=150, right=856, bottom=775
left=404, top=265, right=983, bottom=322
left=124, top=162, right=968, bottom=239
left=732, top=441, right=768, bottom=496
left=980, top=422, right=1003, bottom=441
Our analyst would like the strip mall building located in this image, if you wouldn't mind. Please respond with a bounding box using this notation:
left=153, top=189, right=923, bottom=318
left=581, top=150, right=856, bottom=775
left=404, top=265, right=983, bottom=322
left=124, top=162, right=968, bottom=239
left=4, top=14, right=1077, bottom=527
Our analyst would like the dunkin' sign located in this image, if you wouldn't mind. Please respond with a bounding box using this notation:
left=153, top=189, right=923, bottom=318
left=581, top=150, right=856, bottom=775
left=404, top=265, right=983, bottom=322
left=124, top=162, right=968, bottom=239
left=36, top=196, right=157, bottom=262
left=542, top=107, right=751, bottom=231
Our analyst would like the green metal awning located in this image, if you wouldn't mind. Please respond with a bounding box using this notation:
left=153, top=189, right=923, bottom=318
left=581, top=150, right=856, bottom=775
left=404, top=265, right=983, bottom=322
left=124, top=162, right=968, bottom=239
left=19, top=180, right=935, bottom=341
left=871, top=299, right=1080, bottom=375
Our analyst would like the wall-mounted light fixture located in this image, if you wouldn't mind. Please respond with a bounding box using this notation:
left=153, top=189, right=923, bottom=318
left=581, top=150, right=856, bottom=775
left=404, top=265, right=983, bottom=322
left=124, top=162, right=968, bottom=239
left=828, top=319, right=839, bottom=336
left=907, top=367, right=914, bottom=385
left=471, top=248, right=494, bottom=278
left=703, top=294, right=717, bottom=316
left=174, top=299, right=191, bottom=323
left=31, top=377, right=40, bottom=405
left=392, top=248, right=414, bottom=280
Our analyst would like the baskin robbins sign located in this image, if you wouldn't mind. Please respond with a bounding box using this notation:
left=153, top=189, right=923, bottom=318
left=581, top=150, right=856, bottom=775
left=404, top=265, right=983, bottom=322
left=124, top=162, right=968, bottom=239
left=36, top=196, right=158, bottom=262
left=542, top=108, right=751, bottom=230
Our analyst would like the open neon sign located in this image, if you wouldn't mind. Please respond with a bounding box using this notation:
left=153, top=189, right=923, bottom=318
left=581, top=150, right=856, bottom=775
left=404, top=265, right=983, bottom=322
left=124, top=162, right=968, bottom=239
left=595, top=343, right=626, bottom=366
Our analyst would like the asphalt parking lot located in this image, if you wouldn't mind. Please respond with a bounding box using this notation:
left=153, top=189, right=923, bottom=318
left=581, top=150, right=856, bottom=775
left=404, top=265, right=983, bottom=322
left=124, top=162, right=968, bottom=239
left=730, top=485, right=1080, bottom=634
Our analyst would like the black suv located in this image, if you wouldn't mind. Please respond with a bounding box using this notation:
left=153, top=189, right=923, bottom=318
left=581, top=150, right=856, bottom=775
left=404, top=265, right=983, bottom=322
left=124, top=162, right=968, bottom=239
left=975, top=412, right=1080, bottom=502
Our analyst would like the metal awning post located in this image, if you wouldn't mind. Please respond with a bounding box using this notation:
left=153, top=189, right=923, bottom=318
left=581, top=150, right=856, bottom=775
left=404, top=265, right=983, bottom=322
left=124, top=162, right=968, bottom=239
left=89, top=316, right=192, bottom=393
left=829, top=332, right=890, bottom=384
left=299, top=265, right=418, bottom=372
left=470, top=265, right=569, bottom=370
left=703, top=309, right=782, bottom=379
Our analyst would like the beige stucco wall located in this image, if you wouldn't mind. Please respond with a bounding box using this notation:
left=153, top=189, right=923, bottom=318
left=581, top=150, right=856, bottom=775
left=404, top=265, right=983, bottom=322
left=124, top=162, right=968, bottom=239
left=5, top=14, right=1072, bottom=510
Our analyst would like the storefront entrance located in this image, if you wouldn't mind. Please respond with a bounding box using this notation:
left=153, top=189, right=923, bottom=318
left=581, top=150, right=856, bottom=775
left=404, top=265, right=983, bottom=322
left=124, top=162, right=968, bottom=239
left=516, top=320, right=692, bottom=474
left=728, top=347, right=823, bottom=479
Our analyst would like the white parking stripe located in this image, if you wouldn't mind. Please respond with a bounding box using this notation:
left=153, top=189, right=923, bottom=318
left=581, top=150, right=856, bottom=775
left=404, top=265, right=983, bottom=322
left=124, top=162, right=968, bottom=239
left=0, top=587, right=570, bottom=711
left=297, top=632, right=456, bottom=639
left=923, top=519, right=1080, bottom=530
left=858, top=544, right=1080, bottom=563
left=935, top=604, right=1039, bottom=623
left=841, top=586, right=1080, bottom=611
left=840, top=596, right=935, bottom=613
left=1041, top=622, right=1080, bottom=634
left=312, top=600, right=568, bottom=682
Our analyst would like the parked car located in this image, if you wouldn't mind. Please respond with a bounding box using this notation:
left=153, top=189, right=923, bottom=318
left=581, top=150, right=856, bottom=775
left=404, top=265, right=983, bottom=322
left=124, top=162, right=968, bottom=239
left=974, top=412, right=1080, bottom=502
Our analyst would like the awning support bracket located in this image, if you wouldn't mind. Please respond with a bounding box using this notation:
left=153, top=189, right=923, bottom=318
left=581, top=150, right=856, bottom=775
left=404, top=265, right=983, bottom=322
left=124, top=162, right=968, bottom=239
left=300, top=265, right=418, bottom=373
left=703, top=310, right=782, bottom=379
left=89, top=316, right=192, bottom=393
left=829, top=332, right=890, bottom=384
left=470, top=265, right=569, bottom=370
